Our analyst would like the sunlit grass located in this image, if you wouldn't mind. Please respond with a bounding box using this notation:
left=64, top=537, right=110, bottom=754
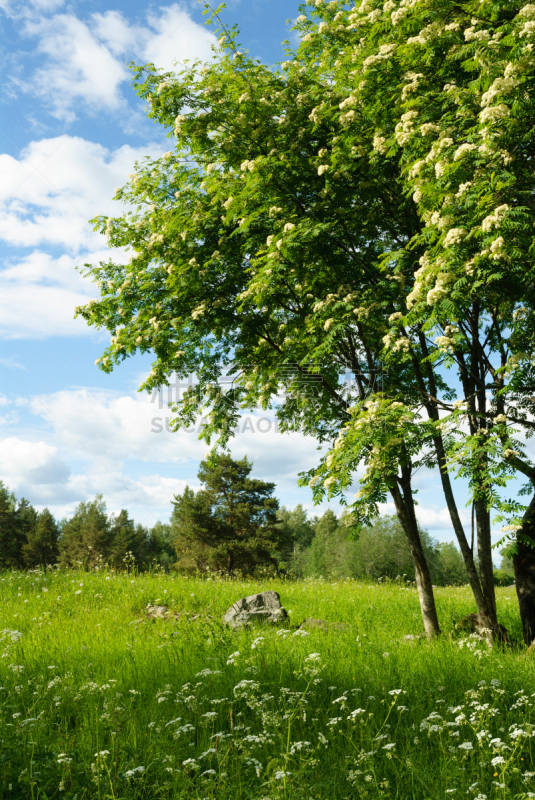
left=0, top=570, right=533, bottom=799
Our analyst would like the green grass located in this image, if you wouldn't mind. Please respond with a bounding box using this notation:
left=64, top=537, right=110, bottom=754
left=1, top=570, right=534, bottom=799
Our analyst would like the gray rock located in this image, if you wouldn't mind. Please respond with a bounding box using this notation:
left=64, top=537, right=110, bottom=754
left=298, top=618, right=349, bottom=632
left=223, top=591, right=288, bottom=628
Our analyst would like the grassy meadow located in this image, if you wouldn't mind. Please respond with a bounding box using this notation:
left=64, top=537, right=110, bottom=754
left=0, top=570, right=534, bottom=799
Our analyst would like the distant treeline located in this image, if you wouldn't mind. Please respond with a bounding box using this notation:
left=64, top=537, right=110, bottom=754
left=280, top=507, right=472, bottom=586
left=0, top=483, right=175, bottom=572
left=0, top=480, right=504, bottom=585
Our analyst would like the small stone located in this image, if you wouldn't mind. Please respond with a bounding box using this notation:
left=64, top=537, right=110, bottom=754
left=147, top=605, right=169, bottom=619
left=223, top=591, right=288, bottom=628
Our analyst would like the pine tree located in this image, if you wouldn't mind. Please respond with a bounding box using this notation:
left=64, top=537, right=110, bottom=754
left=171, top=454, right=289, bottom=575
left=0, top=483, right=24, bottom=569
left=59, top=496, right=110, bottom=568
left=23, top=508, right=59, bottom=568
left=107, top=510, right=147, bottom=570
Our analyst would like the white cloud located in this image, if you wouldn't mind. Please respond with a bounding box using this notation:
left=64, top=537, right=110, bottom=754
left=38, top=467, right=190, bottom=524
left=15, top=5, right=217, bottom=120
left=0, top=436, right=188, bottom=523
left=30, top=0, right=65, bottom=9
left=0, top=386, right=323, bottom=524
left=0, top=357, right=27, bottom=371
left=31, top=388, right=205, bottom=465
left=378, top=500, right=471, bottom=540
left=0, top=0, right=65, bottom=14
left=416, top=504, right=470, bottom=530
left=0, top=276, right=94, bottom=339
left=20, top=387, right=324, bottom=512
left=0, top=136, right=161, bottom=251
left=91, top=10, right=135, bottom=57
left=30, top=389, right=323, bottom=475
left=142, top=5, right=217, bottom=72
left=0, top=436, right=71, bottom=489
left=0, top=387, right=484, bottom=531
left=22, top=14, right=128, bottom=121
left=0, top=247, right=118, bottom=340
left=0, top=135, right=169, bottom=337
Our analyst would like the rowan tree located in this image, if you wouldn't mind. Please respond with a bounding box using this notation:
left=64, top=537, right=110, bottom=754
left=299, top=0, right=535, bottom=640
left=78, top=0, right=535, bottom=639
left=77, top=11, right=441, bottom=635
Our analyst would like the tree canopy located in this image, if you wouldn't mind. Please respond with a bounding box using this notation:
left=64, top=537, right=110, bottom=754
left=171, top=453, right=289, bottom=574
left=77, top=0, right=535, bottom=639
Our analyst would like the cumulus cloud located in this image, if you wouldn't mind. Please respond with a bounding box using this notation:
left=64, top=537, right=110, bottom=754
left=416, top=504, right=470, bottom=530
left=0, top=0, right=65, bottom=14
left=38, top=468, right=193, bottom=524
left=22, top=14, right=128, bottom=121
left=0, top=436, right=71, bottom=489
left=0, top=435, right=192, bottom=523
left=0, top=386, right=324, bottom=523
left=0, top=387, right=485, bottom=533
left=30, top=388, right=323, bottom=473
left=0, top=136, right=161, bottom=251
left=141, top=5, right=217, bottom=72
left=19, top=387, right=325, bottom=514
left=14, top=4, right=217, bottom=120
left=0, top=136, right=169, bottom=337
left=0, top=249, right=103, bottom=340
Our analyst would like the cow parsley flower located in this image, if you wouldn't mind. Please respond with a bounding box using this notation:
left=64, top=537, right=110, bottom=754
left=125, top=766, right=145, bottom=778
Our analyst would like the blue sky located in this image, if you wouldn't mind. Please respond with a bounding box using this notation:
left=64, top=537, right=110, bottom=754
left=0, top=0, right=480, bottom=540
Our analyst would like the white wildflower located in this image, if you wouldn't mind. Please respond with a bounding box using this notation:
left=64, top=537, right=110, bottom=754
left=125, top=766, right=145, bottom=778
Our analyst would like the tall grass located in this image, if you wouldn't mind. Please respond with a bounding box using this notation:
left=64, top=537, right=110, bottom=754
left=0, top=570, right=533, bottom=799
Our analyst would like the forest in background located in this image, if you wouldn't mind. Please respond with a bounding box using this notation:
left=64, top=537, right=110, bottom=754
left=0, top=475, right=512, bottom=586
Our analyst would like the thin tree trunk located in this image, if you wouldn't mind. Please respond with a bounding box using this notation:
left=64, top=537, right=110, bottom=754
left=432, top=434, right=491, bottom=617
left=413, top=332, right=491, bottom=618
left=389, top=479, right=440, bottom=639
left=513, top=495, right=535, bottom=644
left=475, top=499, right=497, bottom=626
